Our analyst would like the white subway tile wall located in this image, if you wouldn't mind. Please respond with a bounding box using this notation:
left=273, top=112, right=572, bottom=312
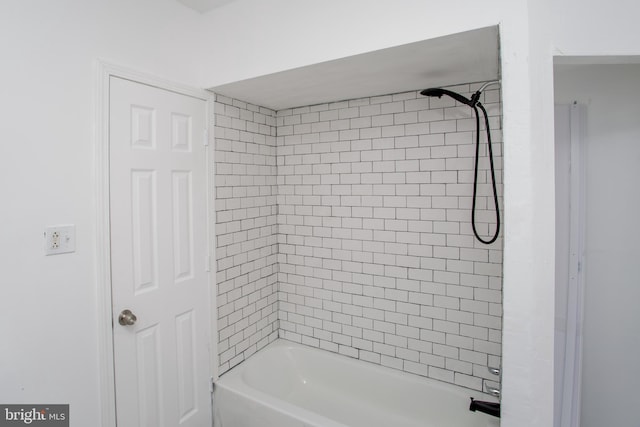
left=215, top=83, right=503, bottom=393
left=215, top=95, right=279, bottom=374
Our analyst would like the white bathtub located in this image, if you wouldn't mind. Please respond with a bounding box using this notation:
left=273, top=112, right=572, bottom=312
left=214, top=339, right=500, bottom=427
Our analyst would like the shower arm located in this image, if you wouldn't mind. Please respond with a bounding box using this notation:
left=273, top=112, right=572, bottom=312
left=477, top=80, right=501, bottom=93
left=470, top=80, right=501, bottom=106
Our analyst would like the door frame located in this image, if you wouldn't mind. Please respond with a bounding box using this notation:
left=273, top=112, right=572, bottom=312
left=555, top=102, right=586, bottom=427
left=562, top=103, right=585, bottom=427
left=94, top=60, right=217, bottom=427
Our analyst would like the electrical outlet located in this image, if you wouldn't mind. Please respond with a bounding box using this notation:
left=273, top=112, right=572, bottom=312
left=44, top=225, right=75, bottom=255
left=51, top=231, right=60, bottom=249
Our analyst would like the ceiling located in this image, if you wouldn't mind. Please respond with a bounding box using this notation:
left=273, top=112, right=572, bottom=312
left=177, top=0, right=236, bottom=13
left=211, top=26, right=500, bottom=111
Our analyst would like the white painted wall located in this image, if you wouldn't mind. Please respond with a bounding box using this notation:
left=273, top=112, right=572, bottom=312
left=200, top=0, right=514, bottom=88
left=1, top=0, right=639, bottom=425
left=552, top=0, right=640, bottom=55
left=554, top=63, right=640, bottom=427
left=0, top=1, right=208, bottom=424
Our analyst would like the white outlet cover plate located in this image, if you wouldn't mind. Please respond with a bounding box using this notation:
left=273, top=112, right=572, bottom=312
left=44, top=225, right=75, bottom=255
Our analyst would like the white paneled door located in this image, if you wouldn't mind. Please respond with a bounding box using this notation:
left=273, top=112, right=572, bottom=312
left=109, top=77, right=212, bottom=427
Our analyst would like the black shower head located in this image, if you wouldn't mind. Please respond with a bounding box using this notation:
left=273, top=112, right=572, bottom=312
left=420, top=87, right=474, bottom=106
left=420, top=88, right=446, bottom=98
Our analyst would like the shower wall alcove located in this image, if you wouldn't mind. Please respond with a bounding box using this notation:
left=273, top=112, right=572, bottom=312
left=211, top=25, right=504, bottom=395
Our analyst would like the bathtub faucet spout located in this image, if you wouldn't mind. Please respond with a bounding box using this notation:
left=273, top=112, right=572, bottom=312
left=469, top=398, right=500, bottom=418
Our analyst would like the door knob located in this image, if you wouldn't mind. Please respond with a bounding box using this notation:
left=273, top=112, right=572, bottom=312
left=118, top=309, right=137, bottom=326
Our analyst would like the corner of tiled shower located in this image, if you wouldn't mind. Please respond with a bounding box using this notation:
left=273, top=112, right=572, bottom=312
left=214, top=83, right=503, bottom=396
left=214, top=95, right=280, bottom=374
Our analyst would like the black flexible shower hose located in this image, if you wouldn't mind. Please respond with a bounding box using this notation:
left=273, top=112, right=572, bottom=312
left=471, top=102, right=500, bottom=244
